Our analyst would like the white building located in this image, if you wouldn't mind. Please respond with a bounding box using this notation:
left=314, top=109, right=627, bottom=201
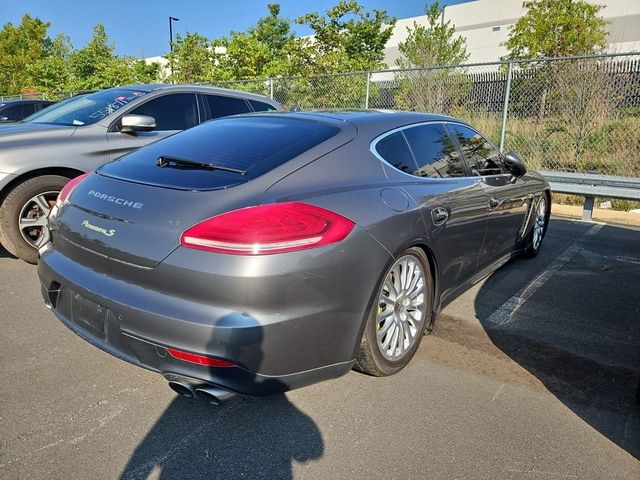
left=384, top=0, right=640, bottom=66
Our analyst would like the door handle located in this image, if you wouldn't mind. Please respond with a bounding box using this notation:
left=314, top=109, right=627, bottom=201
left=489, top=197, right=500, bottom=209
left=431, top=207, right=449, bottom=226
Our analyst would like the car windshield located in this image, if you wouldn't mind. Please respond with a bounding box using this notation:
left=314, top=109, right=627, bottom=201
left=25, top=89, right=147, bottom=126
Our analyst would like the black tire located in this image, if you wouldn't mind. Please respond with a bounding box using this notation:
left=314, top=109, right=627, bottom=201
left=523, top=193, right=550, bottom=258
left=354, top=247, right=433, bottom=377
left=0, top=175, right=70, bottom=264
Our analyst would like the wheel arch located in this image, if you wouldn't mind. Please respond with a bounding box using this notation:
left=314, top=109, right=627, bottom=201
left=0, top=167, right=85, bottom=204
left=411, top=242, right=441, bottom=331
left=349, top=238, right=441, bottom=360
left=544, top=188, right=551, bottom=215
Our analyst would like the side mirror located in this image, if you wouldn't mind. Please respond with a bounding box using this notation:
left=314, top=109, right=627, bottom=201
left=504, top=151, right=527, bottom=180
left=120, top=114, right=156, bottom=134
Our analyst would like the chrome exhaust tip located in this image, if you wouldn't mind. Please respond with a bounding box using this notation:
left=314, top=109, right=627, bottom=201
left=168, top=381, right=196, bottom=398
left=195, top=385, right=237, bottom=406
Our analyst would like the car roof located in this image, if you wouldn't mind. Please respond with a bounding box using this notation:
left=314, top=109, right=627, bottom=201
left=234, top=109, right=468, bottom=134
left=0, top=99, right=54, bottom=106
left=292, top=109, right=458, bottom=123
left=112, top=83, right=278, bottom=103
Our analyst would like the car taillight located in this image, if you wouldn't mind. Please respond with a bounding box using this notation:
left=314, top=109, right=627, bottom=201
left=167, top=348, right=235, bottom=367
left=181, top=202, right=355, bottom=255
left=56, top=172, right=90, bottom=207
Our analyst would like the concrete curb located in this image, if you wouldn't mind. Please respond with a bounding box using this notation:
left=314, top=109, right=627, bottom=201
left=551, top=203, right=640, bottom=226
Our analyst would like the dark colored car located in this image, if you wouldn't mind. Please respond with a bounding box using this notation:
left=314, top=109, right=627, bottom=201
left=0, top=99, right=55, bottom=123
left=0, top=85, right=281, bottom=263
left=38, top=111, right=550, bottom=405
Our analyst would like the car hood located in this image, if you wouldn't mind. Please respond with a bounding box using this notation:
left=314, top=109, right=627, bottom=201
left=0, top=122, right=76, bottom=147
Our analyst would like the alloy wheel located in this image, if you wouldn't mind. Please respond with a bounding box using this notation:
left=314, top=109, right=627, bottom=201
left=18, top=191, right=58, bottom=249
left=376, top=255, right=426, bottom=361
left=532, top=197, right=547, bottom=250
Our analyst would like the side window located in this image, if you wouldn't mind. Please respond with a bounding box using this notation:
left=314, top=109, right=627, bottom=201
left=249, top=99, right=277, bottom=112
left=403, top=124, right=465, bottom=178
left=22, top=104, right=36, bottom=117
left=205, top=95, right=250, bottom=119
left=129, top=93, right=198, bottom=131
left=1, top=105, right=24, bottom=120
left=374, top=131, right=417, bottom=175
left=449, top=124, right=505, bottom=176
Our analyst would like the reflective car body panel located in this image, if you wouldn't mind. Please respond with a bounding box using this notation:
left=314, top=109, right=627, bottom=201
left=0, top=84, right=280, bottom=191
left=38, top=110, right=549, bottom=396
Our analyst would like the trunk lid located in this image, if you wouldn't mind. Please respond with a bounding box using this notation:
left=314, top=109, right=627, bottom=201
left=54, top=173, right=248, bottom=268
left=53, top=114, right=350, bottom=267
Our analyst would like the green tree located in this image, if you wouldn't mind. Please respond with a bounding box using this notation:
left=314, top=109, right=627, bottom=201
left=103, top=56, right=160, bottom=87
left=165, top=4, right=295, bottom=83
left=166, top=32, right=214, bottom=83
left=394, top=1, right=470, bottom=114
left=293, top=0, right=395, bottom=75
left=272, top=0, right=394, bottom=109
left=396, top=1, right=468, bottom=68
left=0, top=14, right=51, bottom=94
left=251, top=3, right=294, bottom=58
left=168, top=1, right=395, bottom=108
left=210, top=4, right=294, bottom=81
left=67, top=24, right=159, bottom=91
left=68, top=24, right=119, bottom=90
left=27, top=34, right=73, bottom=93
left=504, top=0, right=608, bottom=59
left=0, top=17, right=158, bottom=95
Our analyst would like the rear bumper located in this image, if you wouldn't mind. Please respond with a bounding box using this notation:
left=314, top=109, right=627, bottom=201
left=37, top=228, right=391, bottom=395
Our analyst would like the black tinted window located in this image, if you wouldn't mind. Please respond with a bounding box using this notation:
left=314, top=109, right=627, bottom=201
left=22, top=104, right=36, bottom=117
left=98, top=117, right=340, bottom=190
left=403, top=124, right=465, bottom=178
left=1, top=105, right=24, bottom=120
left=130, top=93, right=198, bottom=130
left=34, top=102, right=51, bottom=112
left=449, top=124, right=504, bottom=176
left=375, top=131, right=416, bottom=175
left=206, top=95, right=250, bottom=119
left=249, top=100, right=277, bottom=112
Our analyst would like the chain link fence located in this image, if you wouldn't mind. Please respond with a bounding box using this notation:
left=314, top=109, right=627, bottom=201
left=3, top=53, right=638, bottom=178
left=0, top=91, right=88, bottom=102
left=214, top=52, right=640, bottom=178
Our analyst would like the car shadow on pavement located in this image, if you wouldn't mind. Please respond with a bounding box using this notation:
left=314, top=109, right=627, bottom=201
left=0, top=244, right=12, bottom=259
left=119, top=313, right=324, bottom=480
left=474, top=220, right=640, bottom=459
left=119, top=394, right=323, bottom=480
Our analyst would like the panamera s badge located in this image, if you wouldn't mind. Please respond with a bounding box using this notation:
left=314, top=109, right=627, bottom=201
left=81, top=219, right=116, bottom=237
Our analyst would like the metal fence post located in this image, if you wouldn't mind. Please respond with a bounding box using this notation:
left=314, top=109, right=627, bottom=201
left=364, top=71, right=371, bottom=109
left=499, top=61, right=513, bottom=152
left=269, top=78, right=274, bottom=100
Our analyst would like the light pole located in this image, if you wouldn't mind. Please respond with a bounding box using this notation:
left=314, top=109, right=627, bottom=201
left=169, top=16, right=180, bottom=78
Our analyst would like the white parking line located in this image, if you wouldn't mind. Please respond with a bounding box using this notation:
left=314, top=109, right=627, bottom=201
left=485, top=222, right=604, bottom=326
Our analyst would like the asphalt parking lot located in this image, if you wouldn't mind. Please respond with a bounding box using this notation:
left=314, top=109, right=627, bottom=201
left=1, top=217, right=639, bottom=479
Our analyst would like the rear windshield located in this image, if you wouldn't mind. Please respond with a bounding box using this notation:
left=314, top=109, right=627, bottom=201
left=97, top=116, right=340, bottom=190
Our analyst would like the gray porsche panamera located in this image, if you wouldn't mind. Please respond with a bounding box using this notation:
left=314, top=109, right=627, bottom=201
left=38, top=110, right=550, bottom=405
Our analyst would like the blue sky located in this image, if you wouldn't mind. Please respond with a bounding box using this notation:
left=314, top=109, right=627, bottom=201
left=1, top=0, right=471, bottom=58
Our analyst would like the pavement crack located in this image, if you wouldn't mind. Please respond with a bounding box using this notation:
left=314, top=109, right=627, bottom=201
left=490, top=383, right=505, bottom=403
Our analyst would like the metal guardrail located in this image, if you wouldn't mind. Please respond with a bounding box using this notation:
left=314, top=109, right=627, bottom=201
left=541, top=171, right=640, bottom=221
